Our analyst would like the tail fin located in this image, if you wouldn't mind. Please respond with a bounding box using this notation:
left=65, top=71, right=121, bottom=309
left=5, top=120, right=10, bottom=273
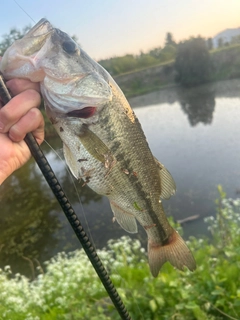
left=148, top=230, right=196, bottom=277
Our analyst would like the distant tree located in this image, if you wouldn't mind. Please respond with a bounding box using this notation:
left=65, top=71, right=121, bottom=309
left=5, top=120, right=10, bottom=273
left=165, top=32, right=176, bottom=46
left=160, top=45, right=176, bottom=61
left=174, top=36, right=211, bottom=87
left=136, top=53, right=158, bottom=68
left=207, top=37, right=213, bottom=51
left=231, top=34, right=240, bottom=45
left=217, top=37, right=223, bottom=48
left=149, top=47, right=162, bottom=59
left=0, top=25, right=31, bottom=56
left=99, top=54, right=139, bottom=75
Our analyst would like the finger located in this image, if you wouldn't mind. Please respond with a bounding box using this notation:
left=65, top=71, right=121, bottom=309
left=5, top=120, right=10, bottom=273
left=0, top=89, right=41, bottom=133
left=6, top=78, right=40, bottom=95
left=8, top=107, right=44, bottom=144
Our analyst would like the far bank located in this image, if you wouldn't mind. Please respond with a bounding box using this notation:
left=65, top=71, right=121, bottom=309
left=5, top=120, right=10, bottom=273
left=113, top=44, right=240, bottom=97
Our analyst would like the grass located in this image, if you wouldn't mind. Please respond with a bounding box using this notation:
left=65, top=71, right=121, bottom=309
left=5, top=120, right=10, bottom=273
left=210, top=43, right=240, bottom=54
left=0, top=187, right=240, bottom=319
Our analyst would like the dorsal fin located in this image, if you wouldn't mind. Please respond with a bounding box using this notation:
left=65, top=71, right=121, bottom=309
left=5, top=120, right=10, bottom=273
left=154, top=157, right=176, bottom=200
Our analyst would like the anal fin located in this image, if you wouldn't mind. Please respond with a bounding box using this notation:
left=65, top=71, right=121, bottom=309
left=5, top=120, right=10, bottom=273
left=110, top=201, right=138, bottom=233
left=148, top=229, right=196, bottom=277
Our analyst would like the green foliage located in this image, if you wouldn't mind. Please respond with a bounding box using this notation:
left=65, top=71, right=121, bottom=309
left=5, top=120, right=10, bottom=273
left=175, top=37, right=211, bottom=87
left=231, top=35, right=240, bottom=45
left=99, top=54, right=138, bottom=75
left=210, top=44, right=240, bottom=81
left=0, top=191, right=240, bottom=319
left=149, top=47, right=162, bottom=59
left=99, top=50, right=174, bottom=77
left=207, top=38, right=213, bottom=51
left=99, top=35, right=176, bottom=76
left=160, top=44, right=176, bottom=61
left=218, top=38, right=223, bottom=48
left=165, top=32, right=176, bottom=47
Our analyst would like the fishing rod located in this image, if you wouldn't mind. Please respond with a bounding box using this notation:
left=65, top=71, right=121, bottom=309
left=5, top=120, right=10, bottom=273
left=0, top=75, right=132, bottom=320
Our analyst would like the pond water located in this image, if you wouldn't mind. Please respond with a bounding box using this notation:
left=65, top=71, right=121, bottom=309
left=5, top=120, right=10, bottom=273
left=0, top=79, right=240, bottom=277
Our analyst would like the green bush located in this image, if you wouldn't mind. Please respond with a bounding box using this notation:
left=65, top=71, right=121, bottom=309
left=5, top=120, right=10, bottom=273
left=0, top=189, right=240, bottom=319
left=175, top=37, right=211, bottom=87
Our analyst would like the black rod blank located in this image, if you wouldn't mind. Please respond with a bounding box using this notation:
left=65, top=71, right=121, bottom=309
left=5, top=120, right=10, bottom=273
left=0, top=75, right=131, bottom=320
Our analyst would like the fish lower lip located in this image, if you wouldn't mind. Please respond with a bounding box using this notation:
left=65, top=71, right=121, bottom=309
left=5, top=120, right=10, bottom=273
left=66, top=107, right=96, bottom=119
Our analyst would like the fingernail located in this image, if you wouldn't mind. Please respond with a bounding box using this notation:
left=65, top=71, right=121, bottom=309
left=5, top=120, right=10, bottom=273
left=0, top=122, right=4, bottom=131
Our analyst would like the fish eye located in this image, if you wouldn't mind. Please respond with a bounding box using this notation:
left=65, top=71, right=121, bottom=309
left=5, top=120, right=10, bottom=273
left=62, top=41, right=77, bottom=54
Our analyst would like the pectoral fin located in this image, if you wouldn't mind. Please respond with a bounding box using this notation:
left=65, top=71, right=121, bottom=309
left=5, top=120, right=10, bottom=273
left=110, top=201, right=138, bottom=233
left=78, top=124, right=112, bottom=164
left=154, top=157, right=176, bottom=199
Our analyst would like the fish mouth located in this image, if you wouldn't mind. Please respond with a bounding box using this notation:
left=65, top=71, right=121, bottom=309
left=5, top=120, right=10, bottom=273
left=22, top=18, right=54, bottom=56
left=0, top=19, right=54, bottom=80
left=66, top=107, right=97, bottom=119
left=25, top=18, right=53, bottom=38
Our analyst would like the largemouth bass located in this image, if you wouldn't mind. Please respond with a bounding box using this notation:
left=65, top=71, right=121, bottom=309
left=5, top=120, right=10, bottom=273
left=0, top=19, right=196, bottom=277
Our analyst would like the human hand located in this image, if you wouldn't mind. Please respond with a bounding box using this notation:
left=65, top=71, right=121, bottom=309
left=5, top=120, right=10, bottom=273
left=0, top=78, right=44, bottom=185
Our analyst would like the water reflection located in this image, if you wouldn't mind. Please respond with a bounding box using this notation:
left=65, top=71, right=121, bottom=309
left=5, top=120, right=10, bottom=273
left=129, top=79, right=240, bottom=126
left=0, top=159, right=60, bottom=276
left=178, top=85, right=216, bottom=126
left=0, top=146, right=103, bottom=277
left=1, top=79, right=240, bottom=277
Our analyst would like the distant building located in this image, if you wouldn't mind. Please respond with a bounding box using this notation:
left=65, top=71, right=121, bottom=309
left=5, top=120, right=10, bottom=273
left=212, top=27, right=240, bottom=48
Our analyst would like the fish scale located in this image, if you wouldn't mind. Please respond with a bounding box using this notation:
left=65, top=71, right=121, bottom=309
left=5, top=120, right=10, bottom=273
left=0, top=18, right=196, bottom=277
left=79, top=84, right=180, bottom=249
left=91, top=90, right=160, bottom=198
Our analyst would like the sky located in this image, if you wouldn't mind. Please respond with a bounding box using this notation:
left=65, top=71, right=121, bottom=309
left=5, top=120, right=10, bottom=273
left=0, top=0, right=240, bottom=60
